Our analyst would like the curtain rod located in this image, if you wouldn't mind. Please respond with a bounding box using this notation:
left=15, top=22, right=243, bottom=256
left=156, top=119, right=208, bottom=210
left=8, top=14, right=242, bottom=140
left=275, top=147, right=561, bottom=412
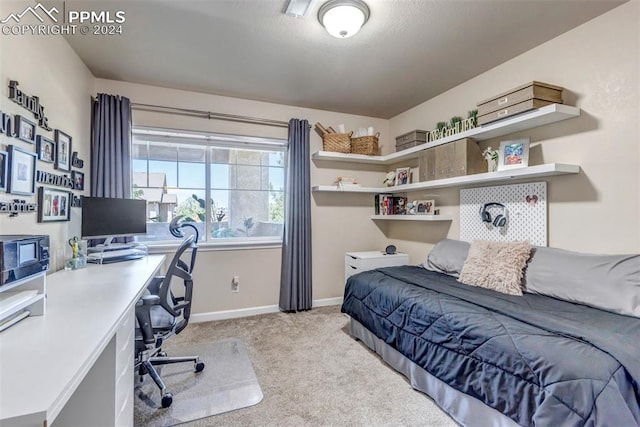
left=130, top=102, right=294, bottom=129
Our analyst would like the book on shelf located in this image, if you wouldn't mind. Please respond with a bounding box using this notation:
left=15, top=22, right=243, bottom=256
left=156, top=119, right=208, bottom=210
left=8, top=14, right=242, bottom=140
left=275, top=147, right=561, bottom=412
left=374, top=193, right=393, bottom=215
left=375, top=194, right=409, bottom=215
left=393, top=196, right=408, bottom=215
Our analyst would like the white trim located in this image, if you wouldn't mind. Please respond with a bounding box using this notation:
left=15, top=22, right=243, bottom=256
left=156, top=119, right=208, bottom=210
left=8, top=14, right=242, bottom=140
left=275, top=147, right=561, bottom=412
left=312, top=297, right=344, bottom=307
left=133, top=125, right=287, bottom=147
left=146, top=240, right=282, bottom=253
left=191, top=305, right=280, bottom=323
left=190, top=297, right=344, bottom=323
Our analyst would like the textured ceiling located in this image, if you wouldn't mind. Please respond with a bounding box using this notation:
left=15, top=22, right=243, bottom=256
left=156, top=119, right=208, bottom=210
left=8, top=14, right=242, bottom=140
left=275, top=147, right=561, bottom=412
left=64, top=0, right=626, bottom=118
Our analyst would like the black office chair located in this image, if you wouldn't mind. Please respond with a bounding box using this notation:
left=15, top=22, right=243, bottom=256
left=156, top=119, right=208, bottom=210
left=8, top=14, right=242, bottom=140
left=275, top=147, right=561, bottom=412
left=134, top=216, right=203, bottom=408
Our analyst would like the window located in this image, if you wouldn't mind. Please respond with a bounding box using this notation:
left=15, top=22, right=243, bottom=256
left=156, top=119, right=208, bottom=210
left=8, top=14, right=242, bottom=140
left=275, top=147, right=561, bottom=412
left=132, top=127, right=286, bottom=245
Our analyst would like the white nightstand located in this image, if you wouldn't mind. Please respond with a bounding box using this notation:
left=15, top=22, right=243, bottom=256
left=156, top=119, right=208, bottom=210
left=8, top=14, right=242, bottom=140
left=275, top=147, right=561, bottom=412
left=345, top=251, right=410, bottom=281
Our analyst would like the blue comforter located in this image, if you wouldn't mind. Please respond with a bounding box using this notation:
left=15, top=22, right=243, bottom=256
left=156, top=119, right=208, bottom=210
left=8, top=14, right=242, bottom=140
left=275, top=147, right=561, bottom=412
left=341, top=266, right=640, bottom=427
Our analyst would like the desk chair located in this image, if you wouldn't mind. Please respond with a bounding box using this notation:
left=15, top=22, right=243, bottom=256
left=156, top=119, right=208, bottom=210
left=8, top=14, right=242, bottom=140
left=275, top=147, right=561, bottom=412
left=134, top=218, right=203, bottom=408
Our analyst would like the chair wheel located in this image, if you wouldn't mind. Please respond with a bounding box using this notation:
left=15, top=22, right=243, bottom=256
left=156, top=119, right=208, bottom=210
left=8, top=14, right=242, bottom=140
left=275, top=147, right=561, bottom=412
left=195, top=362, right=205, bottom=372
left=161, top=393, right=173, bottom=408
left=157, top=351, right=167, bottom=357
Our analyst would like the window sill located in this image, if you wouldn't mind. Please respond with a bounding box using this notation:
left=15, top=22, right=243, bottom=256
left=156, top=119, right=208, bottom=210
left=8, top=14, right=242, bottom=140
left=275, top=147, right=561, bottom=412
left=144, top=239, right=283, bottom=253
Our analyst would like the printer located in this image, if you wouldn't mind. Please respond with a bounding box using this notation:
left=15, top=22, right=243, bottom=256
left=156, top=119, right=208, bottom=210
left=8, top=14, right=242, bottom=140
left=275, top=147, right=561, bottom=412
left=0, top=235, right=50, bottom=287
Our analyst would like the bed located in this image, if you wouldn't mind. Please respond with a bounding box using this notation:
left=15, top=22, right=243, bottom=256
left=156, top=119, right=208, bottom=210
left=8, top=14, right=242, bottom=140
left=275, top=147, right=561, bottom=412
left=341, top=240, right=640, bottom=427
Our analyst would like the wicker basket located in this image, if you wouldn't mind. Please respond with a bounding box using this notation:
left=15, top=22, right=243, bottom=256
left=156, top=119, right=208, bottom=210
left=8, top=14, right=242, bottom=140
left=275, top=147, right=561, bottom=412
left=323, top=131, right=352, bottom=153
left=350, top=133, right=380, bottom=156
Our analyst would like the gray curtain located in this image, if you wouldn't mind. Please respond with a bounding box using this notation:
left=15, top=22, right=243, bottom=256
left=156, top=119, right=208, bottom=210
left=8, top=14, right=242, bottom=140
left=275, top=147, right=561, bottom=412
left=279, top=119, right=312, bottom=312
left=91, top=93, right=132, bottom=198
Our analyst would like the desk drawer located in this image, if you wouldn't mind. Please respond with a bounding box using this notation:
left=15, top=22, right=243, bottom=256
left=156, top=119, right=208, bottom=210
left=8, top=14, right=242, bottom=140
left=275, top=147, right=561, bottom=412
left=116, top=309, right=135, bottom=350
left=115, top=385, right=133, bottom=427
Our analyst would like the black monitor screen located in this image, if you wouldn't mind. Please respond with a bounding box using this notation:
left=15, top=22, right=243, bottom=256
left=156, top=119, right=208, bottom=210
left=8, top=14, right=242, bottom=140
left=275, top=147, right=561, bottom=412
left=81, top=197, right=147, bottom=240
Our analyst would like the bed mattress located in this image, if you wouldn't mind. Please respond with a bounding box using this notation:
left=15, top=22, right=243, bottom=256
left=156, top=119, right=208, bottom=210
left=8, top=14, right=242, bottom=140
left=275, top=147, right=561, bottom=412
left=341, top=266, right=640, bottom=427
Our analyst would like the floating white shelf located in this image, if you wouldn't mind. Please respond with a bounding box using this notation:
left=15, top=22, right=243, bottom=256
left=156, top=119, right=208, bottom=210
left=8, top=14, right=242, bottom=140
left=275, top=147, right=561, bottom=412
left=371, top=215, right=453, bottom=221
left=312, top=185, right=381, bottom=193
left=312, top=104, right=581, bottom=165
left=312, top=163, right=580, bottom=193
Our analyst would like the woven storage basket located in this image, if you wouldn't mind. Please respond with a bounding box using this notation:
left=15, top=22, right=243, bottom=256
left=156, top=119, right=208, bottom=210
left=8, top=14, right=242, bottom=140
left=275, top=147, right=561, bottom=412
left=350, top=133, right=380, bottom=156
left=323, top=131, right=352, bottom=153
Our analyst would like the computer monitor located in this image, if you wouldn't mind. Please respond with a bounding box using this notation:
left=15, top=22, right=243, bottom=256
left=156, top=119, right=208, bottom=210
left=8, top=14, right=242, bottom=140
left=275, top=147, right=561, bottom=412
left=81, top=196, right=147, bottom=244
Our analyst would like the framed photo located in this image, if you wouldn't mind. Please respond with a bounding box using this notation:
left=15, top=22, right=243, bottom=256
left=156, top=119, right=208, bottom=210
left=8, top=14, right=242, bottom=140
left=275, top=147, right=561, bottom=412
left=54, top=129, right=72, bottom=171
left=72, top=170, right=85, bottom=191
left=38, top=187, right=71, bottom=222
left=498, top=138, right=530, bottom=171
left=7, top=145, right=37, bottom=196
left=36, top=135, right=55, bottom=163
left=415, top=199, right=435, bottom=215
left=0, top=150, right=7, bottom=192
left=15, top=115, right=37, bottom=144
left=395, top=167, right=410, bottom=186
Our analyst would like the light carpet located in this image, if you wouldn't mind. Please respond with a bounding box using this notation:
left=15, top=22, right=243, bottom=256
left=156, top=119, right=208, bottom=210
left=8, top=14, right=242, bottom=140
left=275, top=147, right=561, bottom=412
left=134, top=338, right=263, bottom=426
left=137, top=305, right=457, bottom=426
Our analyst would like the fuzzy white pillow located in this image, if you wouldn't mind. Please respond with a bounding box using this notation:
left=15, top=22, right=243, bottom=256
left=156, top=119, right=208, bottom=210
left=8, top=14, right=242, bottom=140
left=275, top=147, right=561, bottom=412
left=458, top=240, right=532, bottom=296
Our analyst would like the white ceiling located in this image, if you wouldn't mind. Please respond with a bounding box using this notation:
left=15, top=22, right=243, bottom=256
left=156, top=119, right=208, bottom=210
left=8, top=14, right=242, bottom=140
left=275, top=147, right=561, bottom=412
left=64, top=0, right=626, bottom=119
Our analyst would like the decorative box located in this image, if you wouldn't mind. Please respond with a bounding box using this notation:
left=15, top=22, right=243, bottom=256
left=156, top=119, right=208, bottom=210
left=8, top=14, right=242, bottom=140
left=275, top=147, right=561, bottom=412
left=477, top=81, right=563, bottom=126
left=395, top=130, right=428, bottom=152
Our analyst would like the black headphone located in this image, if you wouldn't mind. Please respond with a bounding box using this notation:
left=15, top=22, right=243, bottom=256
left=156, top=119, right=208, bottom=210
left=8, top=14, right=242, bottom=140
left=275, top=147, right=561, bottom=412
left=480, top=203, right=508, bottom=228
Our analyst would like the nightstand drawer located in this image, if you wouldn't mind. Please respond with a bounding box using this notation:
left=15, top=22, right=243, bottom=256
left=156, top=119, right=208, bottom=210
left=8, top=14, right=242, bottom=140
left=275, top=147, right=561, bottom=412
left=345, top=251, right=409, bottom=282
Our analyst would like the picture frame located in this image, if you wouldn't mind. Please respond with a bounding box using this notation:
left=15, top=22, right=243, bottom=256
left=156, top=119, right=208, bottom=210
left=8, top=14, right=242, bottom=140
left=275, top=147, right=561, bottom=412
left=54, top=129, right=72, bottom=171
left=72, top=170, right=85, bottom=191
left=415, top=199, right=435, bottom=215
left=38, top=187, right=71, bottom=222
left=498, top=138, right=530, bottom=171
left=0, top=150, right=7, bottom=192
left=15, top=115, right=37, bottom=144
left=395, top=167, right=410, bottom=186
left=7, top=145, right=37, bottom=196
left=36, top=135, right=55, bottom=163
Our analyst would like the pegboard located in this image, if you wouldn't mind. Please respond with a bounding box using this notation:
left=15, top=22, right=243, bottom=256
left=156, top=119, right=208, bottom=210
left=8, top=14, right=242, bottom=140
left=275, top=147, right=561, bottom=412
left=460, top=182, right=547, bottom=246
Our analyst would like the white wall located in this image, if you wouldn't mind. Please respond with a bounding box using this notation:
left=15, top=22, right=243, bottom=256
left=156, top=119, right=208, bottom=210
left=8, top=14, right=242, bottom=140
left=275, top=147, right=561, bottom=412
left=0, top=4, right=94, bottom=271
left=387, top=1, right=640, bottom=261
left=95, top=78, right=390, bottom=314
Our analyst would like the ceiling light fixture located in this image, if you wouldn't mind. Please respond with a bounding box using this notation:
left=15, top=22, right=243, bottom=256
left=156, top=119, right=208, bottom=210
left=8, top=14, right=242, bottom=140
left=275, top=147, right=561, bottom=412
left=318, top=0, right=370, bottom=39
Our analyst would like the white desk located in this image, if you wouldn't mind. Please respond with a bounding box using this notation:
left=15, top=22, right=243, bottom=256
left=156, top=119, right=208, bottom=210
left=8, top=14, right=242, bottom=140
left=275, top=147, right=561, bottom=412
left=0, top=255, right=165, bottom=427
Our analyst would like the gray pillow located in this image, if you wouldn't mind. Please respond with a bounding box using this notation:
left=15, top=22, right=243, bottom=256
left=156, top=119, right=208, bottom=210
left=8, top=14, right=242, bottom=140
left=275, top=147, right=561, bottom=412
left=423, top=239, right=470, bottom=278
left=523, top=247, right=640, bottom=318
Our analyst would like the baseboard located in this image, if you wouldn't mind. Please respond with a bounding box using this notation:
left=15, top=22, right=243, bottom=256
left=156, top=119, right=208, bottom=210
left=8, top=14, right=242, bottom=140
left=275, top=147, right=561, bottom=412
left=312, top=297, right=343, bottom=307
left=190, top=297, right=344, bottom=323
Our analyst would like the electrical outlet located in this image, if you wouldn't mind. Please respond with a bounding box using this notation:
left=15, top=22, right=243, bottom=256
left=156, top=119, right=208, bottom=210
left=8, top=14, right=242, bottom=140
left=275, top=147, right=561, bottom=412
left=231, top=276, right=240, bottom=293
